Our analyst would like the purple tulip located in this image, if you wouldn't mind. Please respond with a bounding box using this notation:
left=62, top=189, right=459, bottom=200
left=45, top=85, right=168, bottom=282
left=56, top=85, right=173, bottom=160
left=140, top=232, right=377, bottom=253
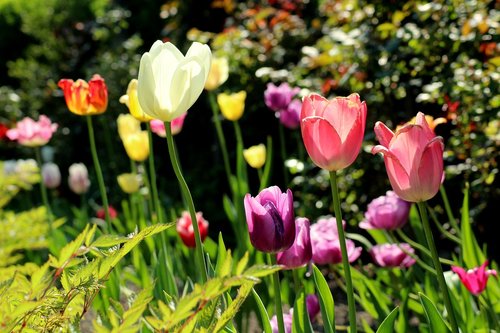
left=370, top=243, right=416, bottom=268
left=306, top=294, right=320, bottom=320
left=41, top=162, right=61, bottom=189
left=244, top=186, right=295, bottom=253
left=264, top=82, right=300, bottom=112
left=277, top=217, right=312, bottom=269
left=279, top=99, right=302, bottom=129
left=359, top=191, right=411, bottom=230
left=310, top=216, right=362, bottom=265
left=270, top=310, right=293, bottom=333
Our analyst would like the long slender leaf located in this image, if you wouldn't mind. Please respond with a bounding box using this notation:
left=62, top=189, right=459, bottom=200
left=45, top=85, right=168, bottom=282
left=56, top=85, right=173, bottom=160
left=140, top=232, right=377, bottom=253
left=292, top=288, right=314, bottom=333
left=375, top=306, right=399, bottom=333
left=312, top=265, right=335, bottom=333
left=252, top=288, right=273, bottom=333
left=419, top=292, right=451, bottom=333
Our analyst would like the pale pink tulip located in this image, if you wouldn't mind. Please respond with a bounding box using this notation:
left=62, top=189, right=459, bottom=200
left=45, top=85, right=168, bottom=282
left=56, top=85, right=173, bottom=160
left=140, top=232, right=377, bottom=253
left=150, top=113, right=187, bottom=137
left=370, top=243, right=416, bottom=268
left=372, top=112, right=444, bottom=202
left=6, top=115, right=58, bottom=147
left=301, top=93, right=367, bottom=171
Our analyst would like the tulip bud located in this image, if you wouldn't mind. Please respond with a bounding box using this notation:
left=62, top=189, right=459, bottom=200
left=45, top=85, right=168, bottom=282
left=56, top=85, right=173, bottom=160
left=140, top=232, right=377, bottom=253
left=359, top=191, right=411, bottom=230
left=217, top=91, right=247, bottom=121
left=117, top=114, right=141, bottom=141
left=68, top=163, right=91, bottom=194
left=264, top=82, right=300, bottom=112
left=122, top=131, right=150, bottom=162
left=119, top=79, right=154, bottom=122
left=97, top=205, right=118, bottom=220
left=451, top=261, right=498, bottom=295
left=176, top=211, right=209, bottom=248
left=204, top=56, right=229, bottom=91
left=58, top=74, right=108, bottom=116
left=117, top=173, right=141, bottom=194
left=278, top=99, right=301, bottom=129
left=243, top=144, right=266, bottom=169
left=369, top=243, right=416, bottom=268
left=41, top=162, right=61, bottom=189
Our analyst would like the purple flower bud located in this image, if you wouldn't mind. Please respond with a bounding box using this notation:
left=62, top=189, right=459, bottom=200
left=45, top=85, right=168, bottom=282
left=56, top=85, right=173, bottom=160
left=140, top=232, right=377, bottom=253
left=370, top=243, right=416, bottom=268
left=359, top=191, right=411, bottom=230
left=264, top=82, right=300, bottom=112
left=279, top=99, right=302, bottom=129
left=306, top=294, right=320, bottom=321
left=270, top=310, right=293, bottom=333
left=41, top=162, right=61, bottom=189
left=277, top=217, right=312, bottom=269
left=244, top=186, right=295, bottom=253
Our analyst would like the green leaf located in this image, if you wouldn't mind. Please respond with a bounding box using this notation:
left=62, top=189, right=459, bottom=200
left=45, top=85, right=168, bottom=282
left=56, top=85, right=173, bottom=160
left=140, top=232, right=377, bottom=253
left=252, top=288, right=273, bottom=333
left=235, top=251, right=249, bottom=275
left=292, top=288, right=314, bottom=333
left=211, top=282, right=254, bottom=332
left=222, top=194, right=237, bottom=223
left=53, top=224, right=90, bottom=267
left=460, top=185, right=485, bottom=267
left=243, top=264, right=281, bottom=278
left=419, top=293, right=451, bottom=333
left=376, top=306, right=399, bottom=333
left=312, top=265, right=335, bottom=333
left=91, top=234, right=130, bottom=248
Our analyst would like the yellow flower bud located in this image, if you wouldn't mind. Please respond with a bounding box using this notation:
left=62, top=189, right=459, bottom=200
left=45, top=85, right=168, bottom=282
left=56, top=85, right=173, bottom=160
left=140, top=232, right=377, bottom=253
left=204, top=57, right=229, bottom=91
left=122, top=131, right=150, bottom=162
left=217, top=91, right=246, bottom=121
left=117, top=114, right=141, bottom=141
left=243, top=144, right=266, bottom=169
left=119, top=79, right=154, bottom=122
left=117, top=173, right=141, bottom=194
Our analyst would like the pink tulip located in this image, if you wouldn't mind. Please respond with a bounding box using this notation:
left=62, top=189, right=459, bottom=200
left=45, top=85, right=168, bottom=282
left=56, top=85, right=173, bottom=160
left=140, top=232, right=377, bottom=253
left=6, top=115, right=58, bottom=147
left=300, top=93, right=367, bottom=171
left=277, top=217, right=312, bottom=269
left=279, top=99, right=302, bottom=129
left=451, top=261, right=497, bottom=295
left=270, top=310, right=293, bottom=333
left=372, top=112, right=444, bottom=202
left=150, top=113, right=187, bottom=137
left=369, top=243, right=416, bottom=268
left=359, top=191, right=411, bottom=230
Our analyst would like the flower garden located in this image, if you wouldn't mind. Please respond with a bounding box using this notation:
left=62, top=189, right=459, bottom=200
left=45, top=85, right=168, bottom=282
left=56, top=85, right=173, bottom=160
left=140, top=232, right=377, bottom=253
left=0, top=0, right=498, bottom=332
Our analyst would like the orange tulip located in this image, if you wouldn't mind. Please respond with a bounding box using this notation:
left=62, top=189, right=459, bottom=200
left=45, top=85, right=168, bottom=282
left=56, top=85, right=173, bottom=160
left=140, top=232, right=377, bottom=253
left=58, top=74, right=108, bottom=116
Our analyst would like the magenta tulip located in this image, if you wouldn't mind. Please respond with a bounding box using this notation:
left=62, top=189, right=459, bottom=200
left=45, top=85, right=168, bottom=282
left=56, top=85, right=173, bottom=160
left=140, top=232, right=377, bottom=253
left=279, top=99, right=302, bottom=129
left=370, top=243, right=416, bottom=268
left=300, top=93, right=367, bottom=171
left=150, top=112, right=187, bottom=137
left=359, top=191, right=411, bottom=230
left=264, top=82, right=300, bottom=112
left=372, top=112, right=444, bottom=202
left=244, top=186, right=295, bottom=253
left=451, top=261, right=497, bottom=295
left=6, top=115, right=58, bottom=147
left=306, top=294, right=320, bottom=320
left=277, top=217, right=312, bottom=269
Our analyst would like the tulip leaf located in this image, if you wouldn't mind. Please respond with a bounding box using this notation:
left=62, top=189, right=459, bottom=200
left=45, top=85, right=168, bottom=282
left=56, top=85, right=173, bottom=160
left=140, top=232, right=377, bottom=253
left=312, top=265, right=335, bottom=333
left=375, top=306, right=399, bottom=333
left=460, top=184, right=485, bottom=268
left=259, top=135, right=273, bottom=191
left=292, top=288, right=314, bottom=333
left=252, top=288, right=273, bottom=333
left=419, top=292, right=451, bottom=333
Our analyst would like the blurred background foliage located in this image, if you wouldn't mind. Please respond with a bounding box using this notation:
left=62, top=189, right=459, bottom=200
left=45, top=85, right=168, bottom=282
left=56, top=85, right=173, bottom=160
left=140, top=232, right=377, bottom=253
left=0, top=0, right=498, bottom=259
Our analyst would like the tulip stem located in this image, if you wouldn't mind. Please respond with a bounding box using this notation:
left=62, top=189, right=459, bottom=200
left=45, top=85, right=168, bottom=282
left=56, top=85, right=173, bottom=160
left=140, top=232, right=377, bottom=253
left=417, top=201, right=459, bottom=333
left=329, top=171, right=357, bottom=333
left=439, top=185, right=459, bottom=231
left=35, top=147, right=53, bottom=232
left=268, top=254, right=285, bottom=333
left=164, top=121, right=208, bottom=283
left=146, top=123, right=163, bottom=224
left=86, top=116, right=110, bottom=233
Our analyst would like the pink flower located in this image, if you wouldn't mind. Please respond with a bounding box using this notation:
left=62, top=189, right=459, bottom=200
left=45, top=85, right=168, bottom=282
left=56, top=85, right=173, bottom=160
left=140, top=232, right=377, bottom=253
left=451, top=261, right=498, bottom=295
left=41, top=162, right=61, bottom=189
left=300, top=93, right=367, bottom=171
left=278, top=99, right=302, bottom=129
left=264, top=82, right=300, bottom=112
left=150, top=113, right=187, bottom=137
left=97, top=206, right=118, bottom=220
left=270, top=310, right=293, bottom=333
left=306, top=294, right=320, bottom=320
left=372, top=112, right=444, bottom=202
left=310, top=216, right=362, bottom=265
left=176, top=211, right=209, bottom=248
left=277, top=217, right=312, bottom=269
left=370, top=243, right=416, bottom=268
left=6, top=115, right=58, bottom=147
left=359, top=191, right=411, bottom=230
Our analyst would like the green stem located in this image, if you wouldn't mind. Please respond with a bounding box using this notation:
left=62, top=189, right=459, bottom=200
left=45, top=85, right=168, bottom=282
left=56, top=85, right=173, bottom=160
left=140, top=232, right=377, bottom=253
left=86, top=116, right=110, bottom=233
left=208, top=92, right=233, bottom=187
left=329, top=171, right=357, bottom=333
left=426, top=203, right=461, bottom=245
left=147, top=123, right=163, bottom=224
left=140, top=162, right=155, bottom=224
left=417, top=201, right=459, bottom=333
left=483, top=292, right=500, bottom=332
left=278, top=125, right=289, bottom=186
left=35, top=147, right=53, bottom=232
left=440, top=185, right=459, bottom=231
left=164, top=121, right=208, bottom=283
left=268, top=254, right=285, bottom=333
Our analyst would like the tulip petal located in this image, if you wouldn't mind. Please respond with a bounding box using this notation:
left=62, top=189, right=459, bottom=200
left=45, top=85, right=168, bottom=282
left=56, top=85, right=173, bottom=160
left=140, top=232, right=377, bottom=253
left=337, top=114, right=364, bottom=168
left=417, top=136, right=444, bottom=201
left=322, top=96, right=358, bottom=141
left=301, top=93, right=328, bottom=118
left=373, top=121, right=394, bottom=148
left=138, top=53, right=159, bottom=119
left=301, top=116, right=342, bottom=170
left=186, top=42, right=212, bottom=84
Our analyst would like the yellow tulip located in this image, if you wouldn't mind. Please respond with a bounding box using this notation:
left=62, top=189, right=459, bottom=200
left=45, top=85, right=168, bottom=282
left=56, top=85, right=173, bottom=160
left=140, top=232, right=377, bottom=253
left=217, top=91, right=247, bottom=121
left=117, top=114, right=141, bottom=141
left=122, top=131, right=150, bottom=162
left=243, top=144, right=266, bottom=169
left=117, top=173, right=141, bottom=194
left=119, top=79, right=154, bottom=122
left=204, top=57, right=229, bottom=91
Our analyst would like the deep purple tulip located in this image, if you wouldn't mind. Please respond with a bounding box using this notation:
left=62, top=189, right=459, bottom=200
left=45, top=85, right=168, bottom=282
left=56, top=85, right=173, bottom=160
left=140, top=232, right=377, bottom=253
left=359, top=191, right=411, bottom=230
left=310, top=216, right=362, bottom=265
left=370, top=243, right=416, bottom=268
left=306, top=294, right=320, bottom=320
left=279, top=99, right=302, bottom=129
left=244, top=186, right=295, bottom=253
left=264, top=82, right=300, bottom=112
left=277, top=217, right=312, bottom=269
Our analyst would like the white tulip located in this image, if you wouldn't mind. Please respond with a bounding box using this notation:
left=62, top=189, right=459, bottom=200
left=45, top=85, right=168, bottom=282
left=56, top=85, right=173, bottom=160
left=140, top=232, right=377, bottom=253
left=137, top=40, right=212, bottom=121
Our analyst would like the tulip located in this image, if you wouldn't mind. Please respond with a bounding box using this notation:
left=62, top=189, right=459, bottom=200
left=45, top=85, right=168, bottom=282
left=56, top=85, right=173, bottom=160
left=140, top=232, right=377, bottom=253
left=119, top=79, right=153, bottom=122
left=58, top=74, right=108, bottom=116
left=68, top=163, right=91, bottom=194
left=204, top=56, right=229, bottom=91
left=372, top=112, right=444, bottom=202
left=396, top=114, right=447, bottom=133
left=41, top=162, right=61, bottom=189
left=243, top=144, right=266, bottom=169
left=137, top=40, right=211, bottom=121
left=270, top=310, right=293, bottom=333
left=6, top=115, right=58, bottom=147
left=279, top=99, right=301, bottom=129
left=244, top=186, right=295, bottom=253
left=451, top=261, right=498, bottom=295
left=0, top=123, right=10, bottom=140
left=370, top=243, right=416, bottom=268
left=264, top=82, right=300, bottom=112
left=117, top=173, right=141, bottom=194
left=150, top=113, right=187, bottom=137
left=310, top=216, right=362, bottom=265
left=97, top=205, right=118, bottom=220
left=306, top=294, right=320, bottom=321
left=300, top=93, right=367, bottom=171
left=217, top=91, right=247, bottom=121
left=359, top=191, right=411, bottom=230
left=117, top=114, right=141, bottom=141
left=277, top=217, right=312, bottom=269
left=122, top=131, right=149, bottom=162
left=14, top=159, right=40, bottom=186
left=176, top=211, right=209, bottom=248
